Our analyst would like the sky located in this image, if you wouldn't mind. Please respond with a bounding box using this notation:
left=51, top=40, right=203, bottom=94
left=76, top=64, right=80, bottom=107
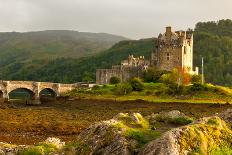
left=0, top=0, right=231, bottom=39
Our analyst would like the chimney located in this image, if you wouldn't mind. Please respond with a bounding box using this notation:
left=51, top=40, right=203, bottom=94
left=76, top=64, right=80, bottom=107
left=166, top=26, right=172, bottom=38
left=166, top=26, right=172, bottom=33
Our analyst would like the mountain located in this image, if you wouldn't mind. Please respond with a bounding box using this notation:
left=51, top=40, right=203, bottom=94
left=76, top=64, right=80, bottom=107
left=1, top=19, right=232, bottom=86
left=0, top=30, right=127, bottom=81
left=0, top=38, right=155, bottom=83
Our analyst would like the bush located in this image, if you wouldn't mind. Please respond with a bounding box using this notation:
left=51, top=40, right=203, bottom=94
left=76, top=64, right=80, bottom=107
left=114, top=83, right=133, bottom=95
left=159, top=73, right=176, bottom=85
left=190, top=83, right=206, bottom=91
left=129, top=78, right=144, bottom=91
left=143, top=68, right=168, bottom=83
left=110, top=76, right=121, bottom=84
left=191, top=74, right=202, bottom=84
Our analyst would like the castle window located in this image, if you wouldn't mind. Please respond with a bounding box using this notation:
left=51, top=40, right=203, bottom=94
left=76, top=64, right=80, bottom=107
left=167, top=53, right=170, bottom=61
left=184, top=46, right=186, bottom=54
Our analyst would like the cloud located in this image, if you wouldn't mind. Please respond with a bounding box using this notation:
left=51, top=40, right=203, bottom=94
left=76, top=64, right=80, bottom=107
left=0, top=0, right=231, bottom=39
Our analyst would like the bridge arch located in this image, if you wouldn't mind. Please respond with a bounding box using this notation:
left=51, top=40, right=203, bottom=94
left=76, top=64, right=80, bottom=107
left=39, top=88, right=57, bottom=98
left=8, top=88, right=35, bottom=100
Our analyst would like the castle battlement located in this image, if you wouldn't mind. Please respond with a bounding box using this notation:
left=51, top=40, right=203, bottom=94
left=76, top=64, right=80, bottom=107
left=152, top=26, right=198, bottom=74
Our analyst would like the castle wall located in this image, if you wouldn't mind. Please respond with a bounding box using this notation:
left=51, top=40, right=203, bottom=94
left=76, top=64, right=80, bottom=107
left=96, top=69, right=122, bottom=85
left=157, top=46, right=182, bottom=71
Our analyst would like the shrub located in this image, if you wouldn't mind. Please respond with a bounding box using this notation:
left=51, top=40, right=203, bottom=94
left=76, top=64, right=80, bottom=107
left=143, top=68, right=168, bottom=83
left=191, top=74, right=202, bottom=84
left=92, top=85, right=100, bottom=90
left=190, top=83, right=206, bottom=91
left=159, top=73, right=176, bottom=85
left=110, top=76, right=121, bottom=84
left=114, top=83, right=133, bottom=95
left=129, top=78, right=144, bottom=91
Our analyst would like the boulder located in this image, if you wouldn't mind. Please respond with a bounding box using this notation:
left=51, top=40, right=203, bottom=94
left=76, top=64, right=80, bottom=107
left=65, top=113, right=154, bottom=155
left=146, top=110, right=192, bottom=125
left=140, top=116, right=232, bottom=155
left=219, top=108, right=232, bottom=125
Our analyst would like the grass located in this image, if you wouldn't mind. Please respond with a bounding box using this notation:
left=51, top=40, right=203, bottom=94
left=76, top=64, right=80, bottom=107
left=67, top=83, right=232, bottom=104
left=111, top=113, right=160, bottom=148
left=18, top=143, right=58, bottom=155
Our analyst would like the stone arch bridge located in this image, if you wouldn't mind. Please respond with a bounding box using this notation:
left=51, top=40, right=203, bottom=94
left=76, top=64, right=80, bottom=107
left=0, top=80, right=77, bottom=104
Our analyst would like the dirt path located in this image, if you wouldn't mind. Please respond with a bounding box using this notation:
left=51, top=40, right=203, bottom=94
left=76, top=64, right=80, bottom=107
left=0, top=99, right=231, bottom=144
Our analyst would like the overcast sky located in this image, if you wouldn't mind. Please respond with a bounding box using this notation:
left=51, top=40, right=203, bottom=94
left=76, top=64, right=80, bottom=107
left=0, top=0, right=231, bottom=39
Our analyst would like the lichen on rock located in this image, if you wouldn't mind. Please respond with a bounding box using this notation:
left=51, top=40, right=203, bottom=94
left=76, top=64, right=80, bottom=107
left=140, top=116, right=232, bottom=155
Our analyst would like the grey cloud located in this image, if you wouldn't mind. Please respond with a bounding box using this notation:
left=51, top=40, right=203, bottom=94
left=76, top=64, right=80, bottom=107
left=0, top=0, right=231, bottom=39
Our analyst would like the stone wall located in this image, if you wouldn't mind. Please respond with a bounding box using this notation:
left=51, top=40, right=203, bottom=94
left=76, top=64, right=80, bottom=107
left=96, top=69, right=122, bottom=85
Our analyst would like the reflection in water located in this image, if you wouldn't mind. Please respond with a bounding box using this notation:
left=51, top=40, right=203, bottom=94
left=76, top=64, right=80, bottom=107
left=9, top=89, right=32, bottom=100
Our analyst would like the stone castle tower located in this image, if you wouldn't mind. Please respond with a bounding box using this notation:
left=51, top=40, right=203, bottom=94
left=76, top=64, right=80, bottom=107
left=151, top=26, right=198, bottom=74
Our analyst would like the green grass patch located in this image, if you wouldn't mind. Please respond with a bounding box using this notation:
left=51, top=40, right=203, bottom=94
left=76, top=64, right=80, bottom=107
left=18, top=143, right=58, bottom=155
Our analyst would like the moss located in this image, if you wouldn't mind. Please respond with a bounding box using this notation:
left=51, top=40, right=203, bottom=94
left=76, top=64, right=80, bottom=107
left=18, top=143, right=57, bottom=155
left=207, top=118, right=220, bottom=126
left=124, top=128, right=160, bottom=147
left=112, top=113, right=160, bottom=148
left=64, top=141, right=92, bottom=155
left=178, top=117, right=232, bottom=154
left=169, top=117, right=193, bottom=125
left=209, top=143, right=232, bottom=155
left=154, top=114, right=193, bottom=125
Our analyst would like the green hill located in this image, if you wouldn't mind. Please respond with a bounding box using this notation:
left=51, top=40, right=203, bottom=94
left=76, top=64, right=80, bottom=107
left=0, top=30, right=127, bottom=70
left=193, top=19, right=232, bottom=85
left=1, top=19, right=232, bottom=85
left=0, top=38, right=155, bottom=82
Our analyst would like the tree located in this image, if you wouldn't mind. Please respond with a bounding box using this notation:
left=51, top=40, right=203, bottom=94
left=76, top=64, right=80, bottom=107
left=143, top=67, right=168, bottom=83
left=191, top=74, right=202, bottom=84
left=129, top=77, right=144, bottom=91
left=110, top=76, right=121, bottom=84
left=82, top=71, right=93, bottom=83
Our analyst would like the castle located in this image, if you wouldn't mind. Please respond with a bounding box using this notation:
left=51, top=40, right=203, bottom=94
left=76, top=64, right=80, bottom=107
left=96, top=55, right=150, bottom=84
left=96, top=26, right=198, bottom=84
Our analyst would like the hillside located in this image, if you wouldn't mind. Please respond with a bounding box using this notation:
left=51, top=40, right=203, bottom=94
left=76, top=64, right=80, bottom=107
left=0, top=30, right=127, bottom=81
left=1, top=19, right=232, bottom=85
left=193, top=19, right=232, bottom=85
left=0, top=38, right=155, bottom=83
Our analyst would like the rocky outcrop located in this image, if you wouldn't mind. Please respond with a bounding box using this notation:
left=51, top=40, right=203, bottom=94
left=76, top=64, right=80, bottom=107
left=146, top=110, right=192, bottom=125
left=65, top=113, right=155, bottom=155
left=219, top=108, right=232, bottom=125
left=0, top=142, right=27, bottom=155
left=140, top=116, right=232, bottom=155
